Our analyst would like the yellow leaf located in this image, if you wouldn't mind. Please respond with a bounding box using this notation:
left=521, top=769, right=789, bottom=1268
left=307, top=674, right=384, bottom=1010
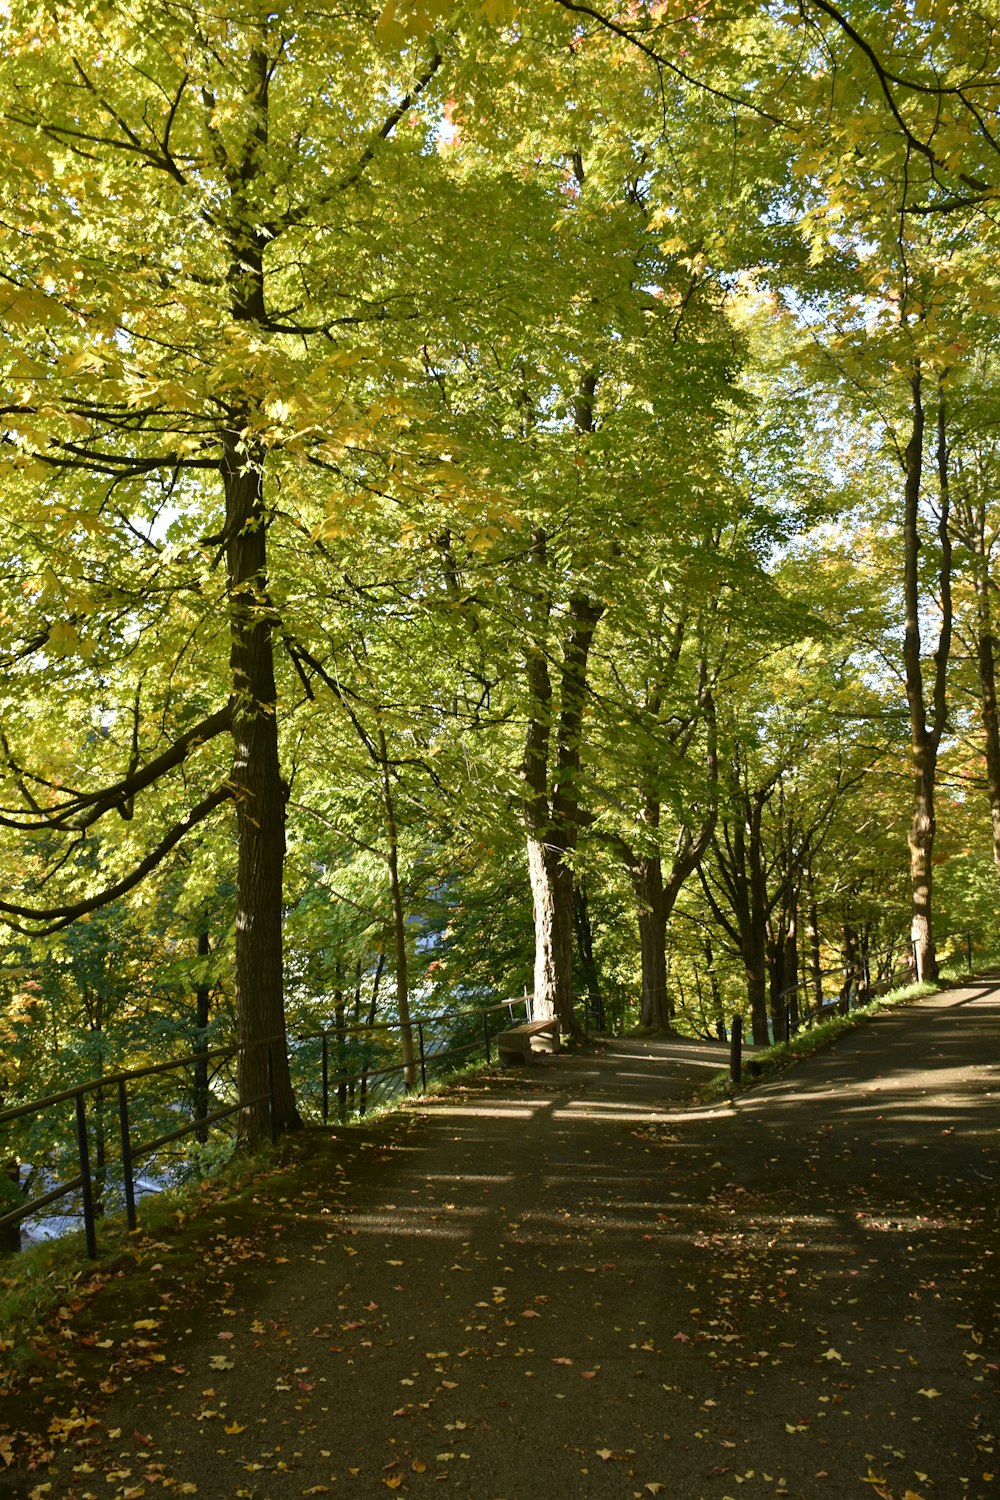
left=223, top=1422, right=246, bottom=1436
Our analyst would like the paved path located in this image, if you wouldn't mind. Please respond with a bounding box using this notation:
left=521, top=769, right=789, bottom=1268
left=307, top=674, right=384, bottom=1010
left=2, top=985, right=998, bottom=1500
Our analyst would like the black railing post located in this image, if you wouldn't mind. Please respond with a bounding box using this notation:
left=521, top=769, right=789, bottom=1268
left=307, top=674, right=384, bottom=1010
left=417, top=1022, right=427, bottom=1093
left=483, top=1012, right=491, bottom=1065
left=75, top=1092, right=98, bottom=1259
left=117, top=1079, right=137, bottom=1232
left=966, top=931, right=973, bottom=972
left=321, top=1033, right=330, bottom=1124
left=729, top=1015, right=743, bottom=1089
left=266, top=1046, right=277, bottom=1146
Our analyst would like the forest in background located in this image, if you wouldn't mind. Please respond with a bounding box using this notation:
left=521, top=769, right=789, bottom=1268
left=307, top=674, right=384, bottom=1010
left=2, top=0, right=1000, bottom=1153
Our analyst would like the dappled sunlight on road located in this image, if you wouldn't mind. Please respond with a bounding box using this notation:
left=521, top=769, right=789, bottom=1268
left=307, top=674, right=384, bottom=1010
left=7, top=996, right=997, bottom=1500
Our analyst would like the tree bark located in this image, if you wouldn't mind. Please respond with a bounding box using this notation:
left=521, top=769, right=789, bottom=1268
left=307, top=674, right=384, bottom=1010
left=378, top=726, right=416, bottom=1088
left=636, top=853, right=670, bottom=1030
left=572, top=877, right=604, bottom=1030
left=527, top=835, right=576, bottom=1029
left=901, top=371, right=951, bottom=983
left=967, top=505, right=1000, bottom=884
left=193, top=928, right=211, bottom=1144
left=805, top=866, right=824, bottom=1011
left=521, top=528, right=603, bottom=1034
left=226, top=433, right=301, bottom=1142
left=744, top=931, right=770, bottom=1047
left=221, top=46, right=300, bottom=1142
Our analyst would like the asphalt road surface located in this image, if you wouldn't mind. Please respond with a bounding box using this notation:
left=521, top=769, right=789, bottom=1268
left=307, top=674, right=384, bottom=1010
left=2, top=983, right=998, bottom=1500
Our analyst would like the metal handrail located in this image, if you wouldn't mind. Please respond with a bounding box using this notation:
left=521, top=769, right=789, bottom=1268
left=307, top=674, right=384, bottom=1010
left=0, top=997, right=533, bottom=1258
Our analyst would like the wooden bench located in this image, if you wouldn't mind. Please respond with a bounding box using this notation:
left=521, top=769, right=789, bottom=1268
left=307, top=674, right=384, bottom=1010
left=496, top=1017, right=560, bottom=1063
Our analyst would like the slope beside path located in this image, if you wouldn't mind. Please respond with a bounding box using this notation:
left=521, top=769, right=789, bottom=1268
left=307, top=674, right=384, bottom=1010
left=1, top=984, right=998, bottom=1500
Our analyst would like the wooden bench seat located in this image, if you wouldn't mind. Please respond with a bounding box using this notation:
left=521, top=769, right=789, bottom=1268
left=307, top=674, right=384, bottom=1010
left=496, top=1017, right=560, bottom=1063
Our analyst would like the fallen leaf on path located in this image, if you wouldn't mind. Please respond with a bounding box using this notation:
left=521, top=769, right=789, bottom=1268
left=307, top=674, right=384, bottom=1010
left=916, top=1388, right=942, bottom=1399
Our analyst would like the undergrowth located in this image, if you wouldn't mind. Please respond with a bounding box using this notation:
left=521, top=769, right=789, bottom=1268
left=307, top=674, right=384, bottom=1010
left=693, top=977, right=949, bottom=1104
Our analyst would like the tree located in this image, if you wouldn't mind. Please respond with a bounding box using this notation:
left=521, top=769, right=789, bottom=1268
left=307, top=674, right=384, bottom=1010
left=0, top=0, right=486, bottom=1137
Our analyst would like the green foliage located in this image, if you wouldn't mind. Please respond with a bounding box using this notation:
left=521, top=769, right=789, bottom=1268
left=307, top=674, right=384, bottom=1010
left=0, top=0, right=999, bottom=1157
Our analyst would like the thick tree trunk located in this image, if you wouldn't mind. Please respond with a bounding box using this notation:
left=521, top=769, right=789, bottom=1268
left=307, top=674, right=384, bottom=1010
left=901, top=373, right=951, bottom=984
left=745, top=935, right=770, bottom=1047
left=908, top=758, right=938, bottom=983
left=527, top=836, right=575, bottom=1030
left=636, top=856, right=669, bottom=1030
left=226, top=434, right=301, bottom=1142
left=521, top=532, right=603, bottom=1035
left=222, top=51, right=299, bottom=1142
left=193, top=929, right=211, bottom=1144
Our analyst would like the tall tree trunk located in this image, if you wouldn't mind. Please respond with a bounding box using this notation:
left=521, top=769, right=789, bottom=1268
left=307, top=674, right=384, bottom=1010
left=805, top=866, right=824, bottom=1011
left=745, top=933, right=770, bottom=1047
left=783, top=917, right=799, bottom=1032
left=636, top=855, right=669, bottom=1030
left=902, top=371, right=951, bottom=983
left=969, top=507, right=1000, bottom=884
left=520, top=370, right=605, bottom=1036
left=521, top=542, right=603, bottom=1034
left=767, top=926, right=785, bottom=1042
left=225, top=48, right=299, bottom=1141
left=378, top=726, right=416, bottom=1088
left=226, top=434, right=301, bottom=1141
left=193, top=928, right=211, bottom=1144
